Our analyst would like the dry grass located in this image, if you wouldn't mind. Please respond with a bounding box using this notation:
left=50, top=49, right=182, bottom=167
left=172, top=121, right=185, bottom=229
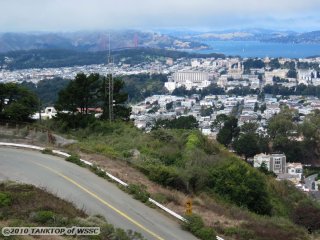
left=78, top=151, right=244, bottom=228
left=0, top=182, right=87, bottom=220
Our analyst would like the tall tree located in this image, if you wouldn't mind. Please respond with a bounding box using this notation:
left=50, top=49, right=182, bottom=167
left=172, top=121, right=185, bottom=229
left=216, top=116, right=240, bottom=147
left=267, top=108, right=304, bottom=162
left=211, top=114, right=229, bottom=131
left=55, top=73, right=131, bottom=126
left=0, top=83, right=38, bottom=122
left=299, top=110, right=320, bottom=162
left=241, top=122, right=259, bottom=134
left=55, top=73, right=100, bottom=115
left=233, top=133, right=260, bottom=160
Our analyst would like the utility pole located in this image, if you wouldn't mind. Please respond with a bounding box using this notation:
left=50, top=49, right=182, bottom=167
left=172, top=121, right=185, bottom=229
left=38, top=98, right=42, bottom=123
left=107, top=33, right=114, bottom=123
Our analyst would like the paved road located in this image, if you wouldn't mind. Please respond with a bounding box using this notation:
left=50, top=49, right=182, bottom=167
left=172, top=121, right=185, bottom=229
left=305, top=174, right=318, bottom=191
left=0, top=147, right=198, bottom=240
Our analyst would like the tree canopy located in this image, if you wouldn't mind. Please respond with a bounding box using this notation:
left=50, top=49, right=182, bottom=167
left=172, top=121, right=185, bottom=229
left=21, top=78, right=70, bottom=107
left=0, top=83, right=38, bottom=122
left=54, top=73, right=131, bottom=128
left=213, top=115, right=240, bottom=147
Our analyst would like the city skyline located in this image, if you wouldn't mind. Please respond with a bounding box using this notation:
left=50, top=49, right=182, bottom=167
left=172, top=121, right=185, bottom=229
left=1, top=0, right=320, bottom=32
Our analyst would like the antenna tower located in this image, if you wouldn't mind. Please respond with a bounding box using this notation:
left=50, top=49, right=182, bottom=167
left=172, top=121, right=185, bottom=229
left=134, top=33, right=139, bottom=48
left=107, top=33, right=114, bottom=122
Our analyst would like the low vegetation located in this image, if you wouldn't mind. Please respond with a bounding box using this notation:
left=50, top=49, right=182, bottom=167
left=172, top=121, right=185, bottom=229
left=0, top=181, right=146, bottom=240
left=65, top=154, right=85, bottom=167
left=182, top=214, right=216, bottom=240
left=41, top=119, right=319, bottom=239
left=41, top=148, right=54, bottom=155
left=126, top=184, right=150, bottom=203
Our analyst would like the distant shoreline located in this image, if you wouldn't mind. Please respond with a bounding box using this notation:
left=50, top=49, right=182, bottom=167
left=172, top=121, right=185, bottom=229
left=192, top=40, right=320, bottom=58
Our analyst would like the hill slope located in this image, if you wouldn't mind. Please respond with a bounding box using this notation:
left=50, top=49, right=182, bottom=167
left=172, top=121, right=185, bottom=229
left=44, top=120, right=320, bottom=240
left=0, top=31, right=208, bottom=53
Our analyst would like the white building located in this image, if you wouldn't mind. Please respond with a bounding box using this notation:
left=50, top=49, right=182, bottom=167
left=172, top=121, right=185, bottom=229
left=250, top=79, right=261, bottom=89
left=32, top=107, right=57, bottom=120
left=298, top=69, right=317, bottom=85
left=287, top=163, right=303, bottom=180
left=254, top=153, right=271, bottom=171
left=253, top=153, right=286, bottom=174
left=164, top=71, right=211, bottom=91
left=265, top=69, right=289, bottom=85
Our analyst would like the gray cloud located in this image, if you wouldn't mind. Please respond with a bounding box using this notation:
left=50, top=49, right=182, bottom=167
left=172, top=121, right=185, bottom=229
left=0, top=0, right=319, bottom=31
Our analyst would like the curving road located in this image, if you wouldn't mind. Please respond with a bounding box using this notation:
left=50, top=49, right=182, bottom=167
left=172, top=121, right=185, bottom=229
left=0, top=147, right=198, bottom=240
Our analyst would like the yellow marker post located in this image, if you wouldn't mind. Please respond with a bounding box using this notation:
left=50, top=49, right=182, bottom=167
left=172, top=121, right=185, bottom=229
left=185, top=199, right=192, bottom=215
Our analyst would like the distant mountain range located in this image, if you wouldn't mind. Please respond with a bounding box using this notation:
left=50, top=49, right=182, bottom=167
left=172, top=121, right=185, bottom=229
left=1, top=29, right=319, bottom=56
left=164, top=29, right=320, bottom=44
left=0, top=30, right=208, bottom=53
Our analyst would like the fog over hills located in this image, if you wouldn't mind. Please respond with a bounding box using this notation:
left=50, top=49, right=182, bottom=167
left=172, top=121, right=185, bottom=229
left=0, top=30, right=207, bottom=53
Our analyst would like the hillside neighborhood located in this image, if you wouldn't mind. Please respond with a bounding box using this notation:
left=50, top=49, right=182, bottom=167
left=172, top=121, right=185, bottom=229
left=19, top=54, right=320, bottom=197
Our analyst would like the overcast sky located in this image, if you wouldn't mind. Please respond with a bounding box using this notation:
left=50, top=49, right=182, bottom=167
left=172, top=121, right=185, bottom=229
left=1, top=0, right=319, bottom=32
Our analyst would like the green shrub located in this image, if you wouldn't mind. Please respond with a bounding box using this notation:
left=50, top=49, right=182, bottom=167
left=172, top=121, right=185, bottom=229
left=33, top=210, right=55, bottom=224
left=65, top=155, right=84, bottom=167
left=127, top=184, right=150, bottom=203
left=0, top=192, right=11, bottom=207
left=183, top=214, right=205, bottom=232
left=182, top=214, right=216, bottom=240
left=195, top=227, right=217, bottom=240
left=209, top=160, right=272, bottom=215
left=89, top=165, right=106, bottom=178
left=41, top=148, right=53, bottom=155
left=186, top=132, right=201, bottom=150
left=140, top=163, right=186, bottom=191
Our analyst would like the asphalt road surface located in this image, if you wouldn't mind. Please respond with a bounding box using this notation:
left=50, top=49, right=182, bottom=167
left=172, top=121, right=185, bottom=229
left=0, top=147, right=198, bottom=240
left=304, top=174, right=318, bottom=189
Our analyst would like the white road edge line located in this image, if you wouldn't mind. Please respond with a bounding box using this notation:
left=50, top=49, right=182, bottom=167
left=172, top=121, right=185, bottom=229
left=0, top=142, right=224, bottom=240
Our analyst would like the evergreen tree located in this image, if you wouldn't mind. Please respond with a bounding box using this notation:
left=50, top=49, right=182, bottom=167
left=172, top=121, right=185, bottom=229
left=0, top=83, right=38, bottom=122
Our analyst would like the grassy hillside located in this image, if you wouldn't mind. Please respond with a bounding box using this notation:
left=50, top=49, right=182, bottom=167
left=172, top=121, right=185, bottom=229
left=0, top=181, right=145, bottom=240
left=40, top=120, right=320, bottom=240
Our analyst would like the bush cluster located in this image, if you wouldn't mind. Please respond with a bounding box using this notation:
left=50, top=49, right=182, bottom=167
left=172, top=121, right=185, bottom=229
left=41, top=148, right=53, bottom=155
left=33, top=210, right=55, bottom=224
left=182, top=214, right=216, bottom=240
left=126, top=184, right=150, bottom=203
left=65, top=154, right=84, bottom=167
left=0, top=192, right=11, bottom=207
